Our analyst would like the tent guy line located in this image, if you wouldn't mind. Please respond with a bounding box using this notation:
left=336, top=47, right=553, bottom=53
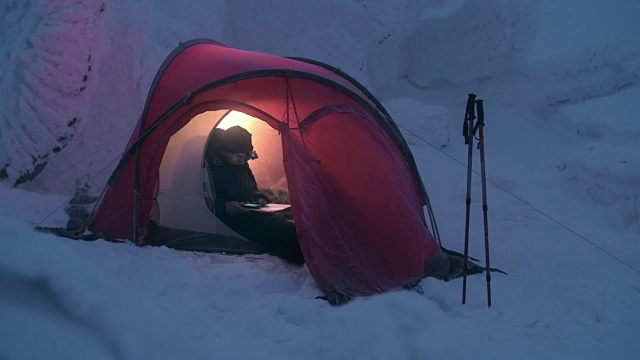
left=43, top=131, right=131, bottom=176
left=394, top=121, right=640, bottom=276
left=35, top=151, right=124, bottom=229
left=34, top=113, right=640, bottom=277
left=31, top=99, right=639, bottom=277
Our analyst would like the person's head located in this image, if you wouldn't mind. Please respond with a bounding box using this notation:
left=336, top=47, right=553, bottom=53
left=218, top=125, right=253, bottom=166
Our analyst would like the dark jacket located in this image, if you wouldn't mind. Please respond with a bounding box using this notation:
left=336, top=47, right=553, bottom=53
left=205, top=130, right=268, bottom=217
left=211, top=162, right=267, bottom=216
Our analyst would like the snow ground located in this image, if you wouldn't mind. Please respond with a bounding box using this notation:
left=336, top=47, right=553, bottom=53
left=1, top=0, right=639, bottom=359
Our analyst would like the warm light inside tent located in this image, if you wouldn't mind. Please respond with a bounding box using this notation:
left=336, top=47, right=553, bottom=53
left=216, top=111, right=254, bottom=132
left=158, top=109, right=289, bottom=223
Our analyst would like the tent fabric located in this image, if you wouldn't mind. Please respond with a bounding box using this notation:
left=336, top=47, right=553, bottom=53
left=88, top=39, right=442, bottom=296
left=154, top=109, right=239, bottom=237
left=283, top=110, right=440, bottom=295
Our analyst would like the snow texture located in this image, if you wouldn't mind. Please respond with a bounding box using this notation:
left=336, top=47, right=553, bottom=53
left=1, top=0, right=639, bottom=359
left=0, top=0, right=108, bottom=186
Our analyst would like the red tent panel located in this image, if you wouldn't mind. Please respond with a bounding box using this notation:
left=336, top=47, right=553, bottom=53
left=91, top=77, right=371, bottom=241
left=283, top=111, right=440, bottom=296
left=143, top=42, right=371, bottom=129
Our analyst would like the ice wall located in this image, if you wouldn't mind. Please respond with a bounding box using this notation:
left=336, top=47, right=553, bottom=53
left=0, top=0, right=108, bottom=187
left=1, top=0, right=638, bottom=203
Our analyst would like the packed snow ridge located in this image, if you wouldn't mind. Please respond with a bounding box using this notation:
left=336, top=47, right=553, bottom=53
left=0, top=0, right=108, bottom=186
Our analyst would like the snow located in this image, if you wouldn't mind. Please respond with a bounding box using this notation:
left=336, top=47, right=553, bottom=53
left=1, top=0, right=639, bottom=359
left=0, top=0, right=108, bottom=185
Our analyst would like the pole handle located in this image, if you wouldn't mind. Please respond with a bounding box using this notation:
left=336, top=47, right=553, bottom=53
left=476, top=99, right=484, bottom=124
left=462, top=93, right=477, bottom=144
left=473, top=99, right=484, bottom=142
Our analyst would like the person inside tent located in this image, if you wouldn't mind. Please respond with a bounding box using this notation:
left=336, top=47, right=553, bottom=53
left=206, top=125, right=304, bottom=265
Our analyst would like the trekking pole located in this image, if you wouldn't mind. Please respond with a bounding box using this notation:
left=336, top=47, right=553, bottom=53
left=475, top=99, right=492, bottom=307
left=461, top=93, right=476, bottom=305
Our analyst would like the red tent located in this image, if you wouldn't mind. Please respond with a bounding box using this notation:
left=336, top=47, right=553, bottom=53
left=87, top=39, right=443, bottom=297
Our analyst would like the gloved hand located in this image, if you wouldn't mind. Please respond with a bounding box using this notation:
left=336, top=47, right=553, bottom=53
left=225, top=201, right=249, bottom=216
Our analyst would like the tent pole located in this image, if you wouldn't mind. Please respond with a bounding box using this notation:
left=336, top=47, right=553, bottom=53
left=132, top=127, right=143, bottom=245
left=462, top=93, right=476, bottom=305
left=132, top=153, right=139, bottom=245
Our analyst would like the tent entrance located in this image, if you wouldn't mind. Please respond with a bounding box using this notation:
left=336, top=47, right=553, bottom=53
left=150, top=109, right=289, bottom=252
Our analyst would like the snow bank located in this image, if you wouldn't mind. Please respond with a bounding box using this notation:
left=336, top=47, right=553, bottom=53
left=0, top=0, right=108, bottom=187
left=1, top=2, right=640, bottom=359
left=402, top=0, right=541, bottom=88
left=0, top=0, right=637, bottom=200
left=2, top=186, right=639, bottom=360
left=2, top=0, right=543, bottom=193
left=384, top=97, right=453, bottom=149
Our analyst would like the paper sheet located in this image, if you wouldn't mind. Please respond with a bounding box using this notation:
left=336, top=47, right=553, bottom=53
left=247, top=203, right=291, bottom=213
